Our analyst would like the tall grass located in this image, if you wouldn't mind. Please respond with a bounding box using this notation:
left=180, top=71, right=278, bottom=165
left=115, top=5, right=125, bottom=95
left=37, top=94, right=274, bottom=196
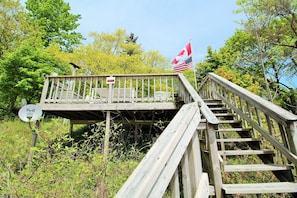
left=0, top=118, right=140, bottom=197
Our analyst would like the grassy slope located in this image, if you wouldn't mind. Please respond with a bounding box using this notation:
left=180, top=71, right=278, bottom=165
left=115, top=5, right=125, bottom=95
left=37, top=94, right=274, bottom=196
left=0, top=119, right=139, bottom=197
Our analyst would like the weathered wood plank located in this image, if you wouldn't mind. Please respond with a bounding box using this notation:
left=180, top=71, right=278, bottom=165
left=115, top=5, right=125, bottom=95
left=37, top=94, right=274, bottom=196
left=224, top=164, right=293, bottom=172
left=181, top=151, right=192, bottom=198
left=217, top=128, right=252, bottom=132
left=169, top=170, right=180, bottom=198
left=208, top=73, right=297, bottom=123
left=216, top=138, right=261, bottom=143
left=222, top=182, right=297, bottom=194
left=219, top=149, right=274, bottom=156
left=38, top=102, right=177, bottom=111
left=148, top=111, right=201, bottom=197
left=178, top=73, right=219, bottom=125
left=194, top=173, right=209, bottom=198
left=207, top=123, right=223, bottom=197
left=116, top=102, right=202, bottom=198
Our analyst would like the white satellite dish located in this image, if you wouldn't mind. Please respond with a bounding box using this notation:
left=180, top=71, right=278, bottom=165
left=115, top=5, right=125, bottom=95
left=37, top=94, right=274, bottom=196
left=18, top=104, right=43, bottom=122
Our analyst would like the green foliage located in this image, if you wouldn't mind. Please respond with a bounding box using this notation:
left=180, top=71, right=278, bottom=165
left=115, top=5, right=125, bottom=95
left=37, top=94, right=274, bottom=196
left=196, top=46, right=222, bottom=82
left=67, top=29, right=169, bottom=75
left=0, top=119, right=140, bottom=197
left=197, top=0, right=297, bottom=109
left=0, top=0, right=31, bottom=57
left=25, top=0, right=84, bottom=51
left=234, top=0, right=297, bottom=103
left=0, top=42, right=67, bottom=116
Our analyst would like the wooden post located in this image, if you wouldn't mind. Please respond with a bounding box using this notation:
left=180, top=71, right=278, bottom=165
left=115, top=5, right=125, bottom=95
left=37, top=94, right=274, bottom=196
left=181, top=151, right=192, bottom=197
left=288, top=121, right=297, bottom=155
left=207, top=123, right=223, bottom=197
left=170, top=170, right=180, bottom=198
left=104, top=77, right=114, bottom=157
left=189, top=131, right=202, bottom=193
left=104, top=111, right=111, bottom=157
left=40, top=77, right=49, bottom=103
left=69, top=121, right=74, bottom=136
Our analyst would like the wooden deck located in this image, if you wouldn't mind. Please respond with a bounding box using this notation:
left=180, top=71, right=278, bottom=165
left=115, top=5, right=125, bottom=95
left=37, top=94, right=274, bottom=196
left=38, top=102, right=177, bottom=121
left=38, top=74, right=181, bottom=123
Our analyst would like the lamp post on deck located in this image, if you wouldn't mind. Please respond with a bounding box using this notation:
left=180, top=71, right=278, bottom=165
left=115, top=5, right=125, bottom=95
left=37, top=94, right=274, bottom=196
left=69, top=62, right=81, bottom=76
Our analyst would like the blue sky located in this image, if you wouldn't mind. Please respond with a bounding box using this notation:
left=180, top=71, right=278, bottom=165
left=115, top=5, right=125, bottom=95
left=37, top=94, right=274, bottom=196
left=64, top=0, right=243, bottom=63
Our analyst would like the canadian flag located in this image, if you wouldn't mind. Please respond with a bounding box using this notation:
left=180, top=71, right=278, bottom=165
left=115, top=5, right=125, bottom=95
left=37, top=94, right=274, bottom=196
left=171, top=43, right=192, bottom=64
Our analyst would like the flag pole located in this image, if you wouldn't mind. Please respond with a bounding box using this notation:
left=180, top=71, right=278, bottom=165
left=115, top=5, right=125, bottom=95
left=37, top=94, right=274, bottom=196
left=190, top=41, right=198, bottom=90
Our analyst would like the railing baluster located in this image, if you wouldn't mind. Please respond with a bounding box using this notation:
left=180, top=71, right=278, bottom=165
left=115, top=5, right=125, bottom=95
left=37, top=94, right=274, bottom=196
left=141, top=76, right=144, bottom=102
left=171, top=77, right=174, bottom=102
left=170, top=169, right=180, bottom=198
left=54, top=79, right=60, bottom=102
left=135, top=77, right=139, bottom=102
left=154, top=77, right=156, bottom=101
left=46, top=78, right=54, bottom=102
left=181, top=150, right=192, bottom=197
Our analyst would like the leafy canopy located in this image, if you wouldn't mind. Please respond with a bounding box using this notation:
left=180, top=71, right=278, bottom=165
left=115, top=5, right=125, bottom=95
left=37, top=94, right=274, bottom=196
left=25, top=0, right=84, bottom=51
left=57, top=29, right=170, bottom=75
left=0, top=41, right=67, bottom=114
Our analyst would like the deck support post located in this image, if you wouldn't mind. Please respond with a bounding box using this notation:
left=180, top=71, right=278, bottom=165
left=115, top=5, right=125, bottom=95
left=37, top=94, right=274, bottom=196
left=104, top=110, right=111, bottom=158
left=104, top=79, right=113, bottom=158
left=69, top=122, right=73, bottom=136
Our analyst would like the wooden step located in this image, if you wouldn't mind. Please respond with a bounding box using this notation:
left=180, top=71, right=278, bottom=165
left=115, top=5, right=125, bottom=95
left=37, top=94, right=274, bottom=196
left=209, top=107, right=228, bottom=110
left=217, top=138, right=261, bottom=143
left=209, top=185, right=215, bottom=196
left=219, top=149, right=274, bottom=156
left=218, top=120, right=242, bottom=124
left=224, top=164, right=293, bottom=172
left=222, top=182, right=297, bottom=194
left=200, top=119, right=241, bottom=125
left=214, top=113, right=234, bottom=117
left=217, top=128, right=252, bottom=132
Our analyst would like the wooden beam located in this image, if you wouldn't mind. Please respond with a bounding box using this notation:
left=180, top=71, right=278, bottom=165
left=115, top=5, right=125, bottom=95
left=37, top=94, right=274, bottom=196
left=38, top=102, right=176, bottom=111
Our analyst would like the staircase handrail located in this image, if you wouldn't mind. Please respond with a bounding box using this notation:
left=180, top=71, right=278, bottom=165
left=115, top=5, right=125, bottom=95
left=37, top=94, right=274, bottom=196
left=207, top=73, right=297, bottom=123
left=116, top=102, right=209, bottom=197
left=177, top=73, right=223, bottom=196
left=198, top=72, right=297, bottom=165
left=177, top=73, right=219, bottom=125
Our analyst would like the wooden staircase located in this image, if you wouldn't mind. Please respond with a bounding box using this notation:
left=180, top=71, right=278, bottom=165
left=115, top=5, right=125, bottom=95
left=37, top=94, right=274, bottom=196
left=202, top=99, right=297, bottom=197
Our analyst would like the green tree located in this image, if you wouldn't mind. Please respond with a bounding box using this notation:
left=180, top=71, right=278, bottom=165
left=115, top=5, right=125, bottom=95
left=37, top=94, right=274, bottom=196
left=0, top=42, right=67, bottom=116
left=196, top=46, right=222, bottom=82
left=25, top=0, right=84, bottom=51
left=236, top=0, right=297, bottom=101
left=0, top=0, right=33, bottom=57
left=66, top=29, right=168, bottom=75
left=143, top=50, right=170, bottom=70
left=125, top=33, right=139, bottom=56
left=196, top=30, right=263, bottom=95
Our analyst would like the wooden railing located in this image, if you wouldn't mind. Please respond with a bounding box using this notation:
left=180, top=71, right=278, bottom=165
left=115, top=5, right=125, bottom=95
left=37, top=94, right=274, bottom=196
left=116, top=74, right=222, bottom=197
left=198, top=73, right=297, bottom=174
left=116, top=102, right=208, bottom=197
left=177, top=73, right=222, bottom=197
left=40, top=74, right=178, bottom=104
